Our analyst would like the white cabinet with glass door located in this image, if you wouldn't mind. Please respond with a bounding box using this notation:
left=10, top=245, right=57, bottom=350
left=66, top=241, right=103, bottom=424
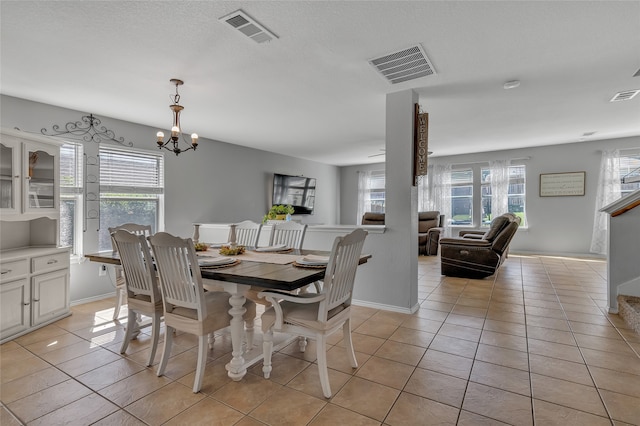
left=23, top=140, right=59, bottom=214
left=0, top=129, right=70, bottom=343
left=0, top=136, right=21, bottom=215
left=0, top=128, right=61, bottom=221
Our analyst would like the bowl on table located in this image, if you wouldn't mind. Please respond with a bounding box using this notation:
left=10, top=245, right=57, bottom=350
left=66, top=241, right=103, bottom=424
left=219, top=245, right=246, bottom=256
left=194, top=242, right=210, bottom=252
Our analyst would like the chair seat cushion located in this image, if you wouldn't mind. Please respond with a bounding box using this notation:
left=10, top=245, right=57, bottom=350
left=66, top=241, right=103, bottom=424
left=166, top=291, right=257, bottom=335
left=115, top=275, right=126, bottom=289
left=261, top=299, right=348, bottom=332
left=127, top=293, right=163, bottom=313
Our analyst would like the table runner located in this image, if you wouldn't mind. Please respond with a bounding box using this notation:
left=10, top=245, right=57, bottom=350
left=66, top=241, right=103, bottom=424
left=197, top=249, right=300, bottom=265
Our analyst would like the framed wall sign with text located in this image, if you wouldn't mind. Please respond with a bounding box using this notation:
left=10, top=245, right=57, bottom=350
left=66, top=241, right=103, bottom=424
left=413, top=103, right=428, bottom=186
left=539, top=171, right=586, bottom=197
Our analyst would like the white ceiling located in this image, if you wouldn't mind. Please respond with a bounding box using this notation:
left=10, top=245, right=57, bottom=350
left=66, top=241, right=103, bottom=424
left=2, top=1, right=639, bottom=166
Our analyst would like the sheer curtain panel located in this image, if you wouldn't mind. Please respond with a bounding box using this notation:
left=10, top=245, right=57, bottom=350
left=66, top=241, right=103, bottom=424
left=490, top=160, right=510, bottom=219
left=356, top=170, right=371, bottom=224
left=590, top=149, right=620, bottom=254
left=418, top=163, right=452, bottom=236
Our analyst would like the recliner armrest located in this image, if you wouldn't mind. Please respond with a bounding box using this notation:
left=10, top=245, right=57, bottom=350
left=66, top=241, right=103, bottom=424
left=459, top=230, right=485, bottom=238
left=439, top=238, right=492, bottom=248
left=427, top=227, right=442, bottom=236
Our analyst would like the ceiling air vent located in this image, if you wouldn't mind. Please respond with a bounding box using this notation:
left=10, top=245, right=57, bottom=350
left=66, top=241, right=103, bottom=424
left=369, top=44, right=436, bottom=84
left=633, top=68, right=640, bottom=77
left=219, top=9, right=278, bottom=44
left=610, top=89, right=640, bottom=102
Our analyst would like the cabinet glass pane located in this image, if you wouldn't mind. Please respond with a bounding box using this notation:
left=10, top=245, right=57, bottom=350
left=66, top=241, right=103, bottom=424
left=28, top=149, right=55, bottom=208
left=0, top=143, right=15, bottom=209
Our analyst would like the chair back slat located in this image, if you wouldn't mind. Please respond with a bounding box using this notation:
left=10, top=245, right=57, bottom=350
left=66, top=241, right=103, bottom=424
left=231, top=220, right=262, bottom=247
left=322, top=229, right=367, bottom=316
left=108, top=223, right=153, bottom=253
left=111, top=230, right=160, bottom=303
left=269, top=221, right=307, bottom=249
left=148, top=232, right=207, bottom=319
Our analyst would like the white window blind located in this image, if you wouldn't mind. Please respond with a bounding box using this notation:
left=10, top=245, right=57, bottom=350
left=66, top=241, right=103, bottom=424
left=59, top=142, right=83, bottom=255
left=60, top=143, right=83, bottom=193
left=99, top=146, right=164, bottom=194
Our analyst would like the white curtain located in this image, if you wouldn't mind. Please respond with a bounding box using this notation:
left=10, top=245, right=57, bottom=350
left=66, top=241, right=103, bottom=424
left=490, top=159, right=510, bottom=219
left=356, top=170, right=371, bottom=224
left=418, top=163, right=452, bottom=236
left=590, top=149, right=621, bottom=254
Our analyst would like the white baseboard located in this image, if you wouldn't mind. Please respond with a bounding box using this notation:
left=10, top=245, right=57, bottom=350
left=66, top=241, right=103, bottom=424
left=71, top=292, right=115, bottom=307
left=510, top=250, right=606, bottom=260
left=352, top=299, right=420, bottom=314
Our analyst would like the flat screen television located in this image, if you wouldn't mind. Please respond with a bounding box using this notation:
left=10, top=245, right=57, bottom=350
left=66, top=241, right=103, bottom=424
left=272, top=173, right=316, bottom=215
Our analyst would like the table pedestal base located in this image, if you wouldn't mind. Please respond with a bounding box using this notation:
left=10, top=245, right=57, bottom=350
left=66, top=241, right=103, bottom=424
left=204, top=279, right=295, bottom=381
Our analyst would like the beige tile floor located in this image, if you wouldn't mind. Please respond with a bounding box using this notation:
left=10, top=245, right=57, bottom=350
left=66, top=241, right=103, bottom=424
left=2, top=254, right=640, bottom=425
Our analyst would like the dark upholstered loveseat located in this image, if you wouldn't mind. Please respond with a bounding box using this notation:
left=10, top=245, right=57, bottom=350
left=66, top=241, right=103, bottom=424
left=361, top=211, right=443, bottom=256
left=439, top=213, right=521, bottom=278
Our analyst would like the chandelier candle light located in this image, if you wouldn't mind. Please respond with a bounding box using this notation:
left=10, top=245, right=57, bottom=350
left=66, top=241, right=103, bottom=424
left=156, top=79, right=198, bottom=155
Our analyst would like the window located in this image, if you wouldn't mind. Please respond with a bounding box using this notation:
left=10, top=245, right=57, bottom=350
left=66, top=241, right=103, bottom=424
left=450, top=169, right=472, bottom=225
left=620, top=154, right=640, bottom=196
left=59, top=143, right=83, bottom=255
left=357, top=170, right=386, bottom=214
left=98, top=146, right=164, bottom=251
left=367, top=171, right=386, bottom=213
left=481, top=165, right=527, bottom=226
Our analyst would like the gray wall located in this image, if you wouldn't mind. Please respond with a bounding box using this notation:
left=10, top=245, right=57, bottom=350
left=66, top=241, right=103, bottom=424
left=341, top=135, right=640, bottom=256
left=5, top=93, right=639, bottom=306
left=1, top=95, right=340, bottom=302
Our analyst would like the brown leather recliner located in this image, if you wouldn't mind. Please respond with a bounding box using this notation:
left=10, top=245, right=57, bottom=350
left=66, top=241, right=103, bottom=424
left=418, top=211, right=444, bottom=256
left=439, top=213, right=521, bottom=278
left=361, top=211, right=443, bottom=256
left=361, top=212, right=385, bottom=225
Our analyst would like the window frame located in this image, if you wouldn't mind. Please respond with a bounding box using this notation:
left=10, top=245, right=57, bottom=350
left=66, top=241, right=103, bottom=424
left=367, top=170, right=386, bottom=213
left=480, top=165, right=527, bottom=227
left=59, top=142, right=83, bottom=258
left=98, top=145, right=165, bottom=252
left=450, top=168, right=473, bottom=226
left=620, top=152, right=640, bottom=196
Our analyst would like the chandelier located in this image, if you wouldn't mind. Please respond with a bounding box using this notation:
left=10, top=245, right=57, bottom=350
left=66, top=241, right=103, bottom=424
left=156, top=79, right=198, bottom=155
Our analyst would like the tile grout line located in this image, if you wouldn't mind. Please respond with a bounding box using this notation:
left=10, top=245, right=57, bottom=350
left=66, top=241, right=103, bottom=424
left=542, top=257, right=615, bottom=425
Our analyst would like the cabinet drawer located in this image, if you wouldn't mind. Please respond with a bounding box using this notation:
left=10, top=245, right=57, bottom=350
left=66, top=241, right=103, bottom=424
left=31, top=252, right=69, bottom=274
left=0, top=259, right=28, bottom=283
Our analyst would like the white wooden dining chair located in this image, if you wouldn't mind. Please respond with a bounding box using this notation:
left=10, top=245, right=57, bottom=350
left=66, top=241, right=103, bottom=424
left=108, top=223, right=153, bottom=320
left=268, top=220, right=320, bottom=294
left=231, top=220, right=262, bottom=247
left=246, top=221, right=310, bottom=306
left=268, top=220, right=307, bottom=249
left=148, top=231, right=257, bottom=393
left=111, top=229, right=163, bottom=367
left=258, top=228, right=368, bottom=398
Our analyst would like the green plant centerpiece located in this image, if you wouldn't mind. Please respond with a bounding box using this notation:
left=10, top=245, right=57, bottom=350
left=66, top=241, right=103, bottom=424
left=263, top=204, right=294, bottom=223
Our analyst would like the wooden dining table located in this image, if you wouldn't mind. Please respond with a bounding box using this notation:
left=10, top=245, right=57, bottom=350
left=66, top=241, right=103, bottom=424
left=85, top=248, right=371, bottom=381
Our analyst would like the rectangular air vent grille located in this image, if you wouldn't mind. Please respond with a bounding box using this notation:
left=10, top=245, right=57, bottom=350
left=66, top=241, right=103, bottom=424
left=610, top=89, right=640, bottom=102
left=369, top=45, right=436, bottom=84
left=219, top=9, right=278, bottom=44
